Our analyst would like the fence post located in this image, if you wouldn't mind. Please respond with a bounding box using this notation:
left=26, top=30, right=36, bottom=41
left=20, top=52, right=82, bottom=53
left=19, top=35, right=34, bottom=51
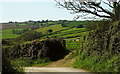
left=63, top=39, right=66, bottom=49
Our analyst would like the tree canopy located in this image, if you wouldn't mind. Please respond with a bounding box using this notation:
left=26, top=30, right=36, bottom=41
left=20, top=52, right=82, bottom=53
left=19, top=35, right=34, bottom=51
left=55, top=0, right=120, bottom=21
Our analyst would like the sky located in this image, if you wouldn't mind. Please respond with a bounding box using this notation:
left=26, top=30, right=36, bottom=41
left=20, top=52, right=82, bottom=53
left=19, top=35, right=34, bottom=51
left=0, top=0, right=114, bottom=23
left=0, top=0, right=78, bottom=23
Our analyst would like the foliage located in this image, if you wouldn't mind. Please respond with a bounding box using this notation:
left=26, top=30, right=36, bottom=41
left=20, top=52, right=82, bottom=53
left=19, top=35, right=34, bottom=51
left=73, top=21, right=120, bottom=72
left=12, top=29, right=29, bottom=35
left=43, top=38, right=69, bottom=61
left=85, top=20, right=111, bottom=31
left=31, top=27, right=39, bottom=30
left=73, top=53, right=120, bottom=72
left=65, top=39, right=81, bottom=50
left=85, top=21, right=97, bottom=31
left=47, top=29, right=53, bottom=33
left=10, top=58, right=52, bottom=67
left=2, top=39, right=10, bottom=45
left=3, top=38, right=69, bottom=61
left=16, top=31, right=42, bottom=41
left=65, top=50, right=79, bottom=60
left=76, top=24, right=84, bottom=28
left=61, top=23, right=67, bottom=27
left=2, top=50, right=24, bottom=74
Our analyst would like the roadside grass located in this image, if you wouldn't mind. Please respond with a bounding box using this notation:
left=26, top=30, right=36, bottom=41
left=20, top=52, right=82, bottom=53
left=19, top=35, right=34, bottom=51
left=10, top=58, right=53, bottom=67
left=73, top=53, right=120, bottom=72
left=65, top=50, right=79, bottom=60
left=35, top=24, right=68, bottom=34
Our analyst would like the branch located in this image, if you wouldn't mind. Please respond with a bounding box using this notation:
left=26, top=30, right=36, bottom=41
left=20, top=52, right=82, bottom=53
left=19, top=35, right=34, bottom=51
left=76, top=9, right=111, bottom=18
left=103, top=1, right=113, bottom=8
left=55, top=0, right=112, bottom=18
left=90, top=2, right=113, bottom=16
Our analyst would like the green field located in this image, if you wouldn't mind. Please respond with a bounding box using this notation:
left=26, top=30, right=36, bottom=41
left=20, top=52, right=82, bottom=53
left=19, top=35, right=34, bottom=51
left=65, top=21, right=89, bottom=27
left=2, top=28, right=24, bottom=39
left=39, top=27, right=86, bottom=50
left=41, top=28, right=86, bottom=38
left=2, top=22, right=87, bottom=50
left=35, top=24, right=68, bottom=34
left=2, top=24, right=86, bottom=39
left=19, top=24, right=27, bottom=25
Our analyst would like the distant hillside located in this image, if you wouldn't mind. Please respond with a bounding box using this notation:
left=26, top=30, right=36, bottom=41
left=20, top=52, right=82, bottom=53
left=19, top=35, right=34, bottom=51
left=2, top=20, right=88, bottom=39
left=65, top=21, right=90, bottom=27
left=2, top=23, right=40, bottom=29
left=35, top=24, right=68, bottom=34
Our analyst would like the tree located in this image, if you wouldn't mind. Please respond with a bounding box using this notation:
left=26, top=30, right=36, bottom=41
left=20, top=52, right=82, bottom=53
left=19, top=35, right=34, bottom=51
left=61, top=23, right=67, bottom=27
left=61, top=21, right=67, bottom=27
left=46, top=19, right=49, bottom=22
left=42, top=20, right=45, bottom=23
left=76, top=24, right=84, bottom=28
left=37, top=20, right=41, bottom=23
left=48, top=29, right=53, bottom=33
left=55, top=0, right=120, bottom=21
left=9, top=21, right=13, bottom=23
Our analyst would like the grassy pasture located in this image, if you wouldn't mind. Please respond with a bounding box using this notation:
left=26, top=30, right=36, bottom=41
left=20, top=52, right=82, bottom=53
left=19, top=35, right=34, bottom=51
left=35, top=24, right=68, bottom=34
left=41, top=28, right=86, bottom=38
left=19, top=24, right=27, bottom=25
left=65, top=21, right=89, bottom=27
left=39, top=27, right=86, bottom=50
left=2, top=28, right=24, bottom=39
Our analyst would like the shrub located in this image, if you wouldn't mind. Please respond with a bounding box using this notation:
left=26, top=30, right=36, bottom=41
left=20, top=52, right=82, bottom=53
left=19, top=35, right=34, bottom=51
left=48, top=29, right=53, bottom=33
left=85, top=21, right=98, bottom=31
left=76, top=24, right=84, bottom=28
left=73, top=21, right=120, bottom=72
left=2, top=50, right=24, bottom=74
left=12, top=29, right=30, bottom=35
left=5, top=38, right=69, bottom=61
left=16, top=31, right=42, bottom=41
left=42, top=38, right=69, bottom=61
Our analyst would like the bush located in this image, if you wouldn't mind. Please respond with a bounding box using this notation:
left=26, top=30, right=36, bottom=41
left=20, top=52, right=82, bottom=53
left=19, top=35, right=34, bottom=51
left=76, top=24, right=84, bottom=28
left=42, top=38, right=69, bottom=61
left=48, top=29, right=53, bottom=33
left=85, top=21, right=98, bottom=31
left=85, top=20, right=111, bottom=31
left=16, top=31, right=42, bottom=41
left=4, top=38, right=69, bottom=61
left=2, top=50, right=24, bottom=74
left=61, top=23, right=67, bottom=27
left=12, top=29, right=30, bottom=35
left=2, top=39, right=10, bottom=45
